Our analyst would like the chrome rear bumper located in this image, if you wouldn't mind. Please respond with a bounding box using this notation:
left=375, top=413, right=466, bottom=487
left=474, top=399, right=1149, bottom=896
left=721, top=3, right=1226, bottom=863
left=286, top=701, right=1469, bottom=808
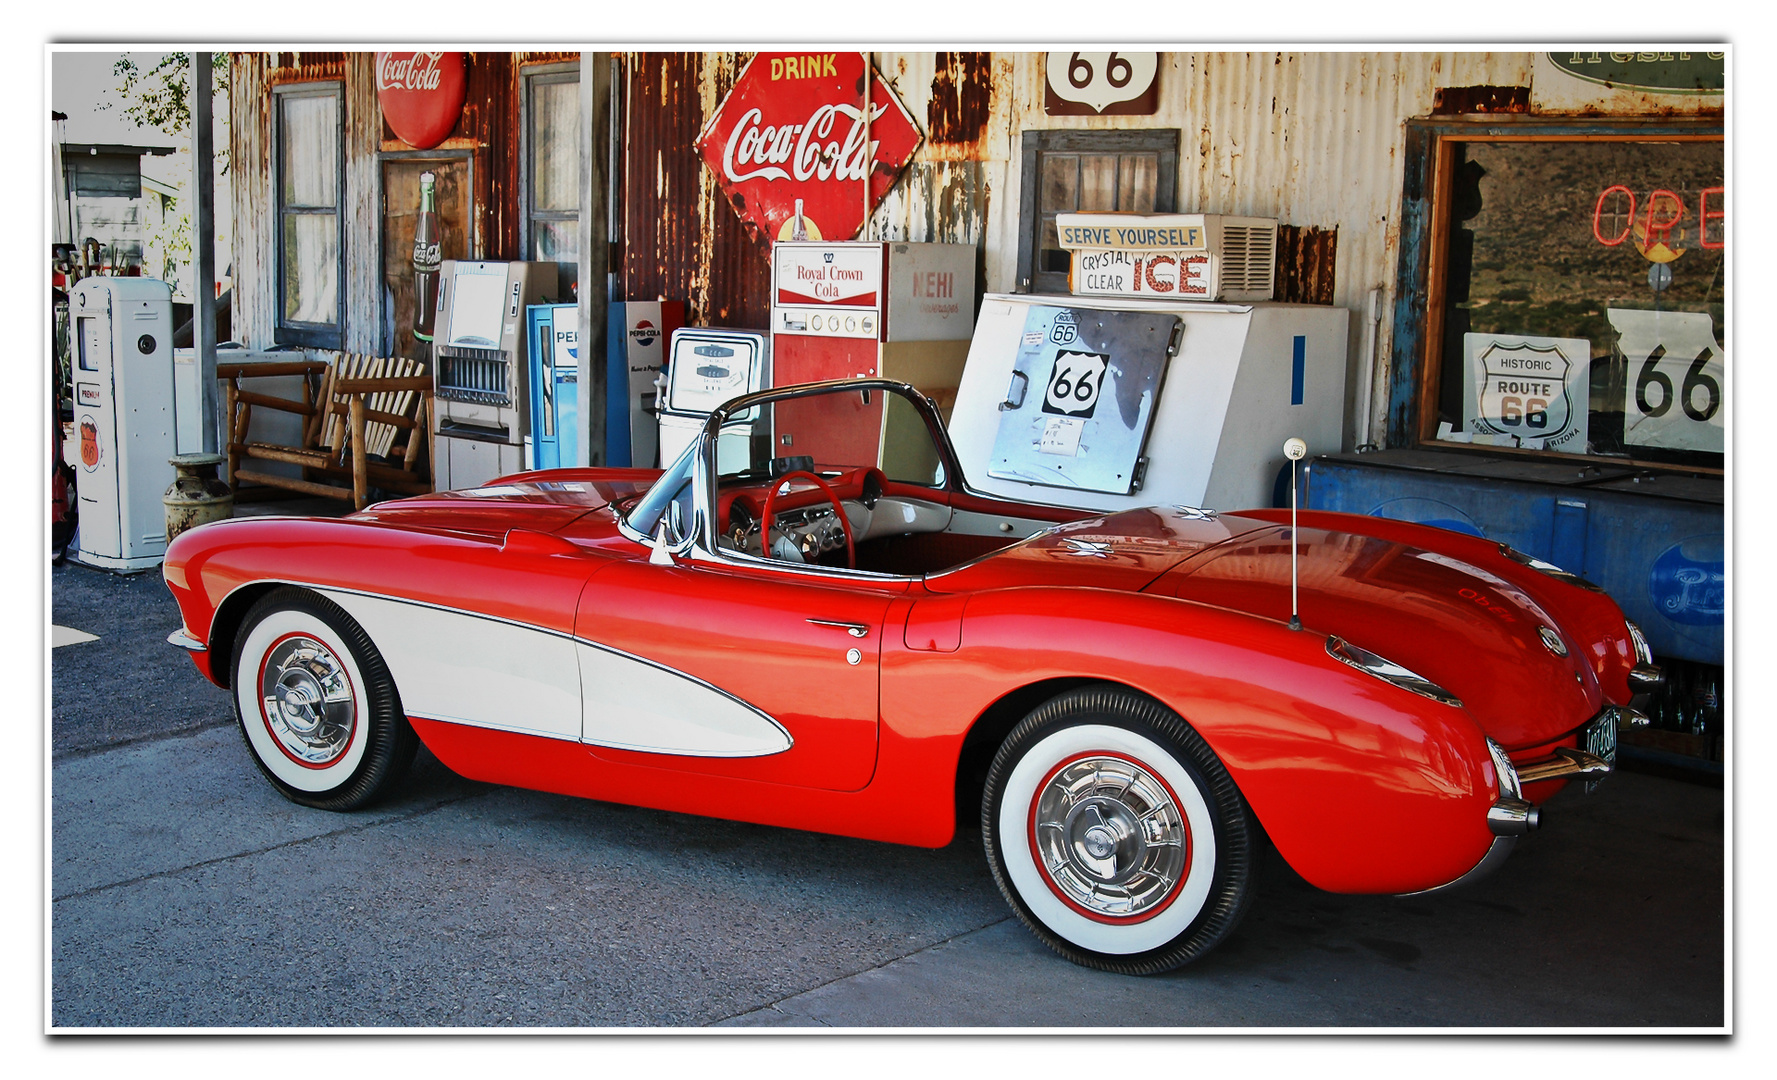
left=1486, top=705, right=1648, bottom=836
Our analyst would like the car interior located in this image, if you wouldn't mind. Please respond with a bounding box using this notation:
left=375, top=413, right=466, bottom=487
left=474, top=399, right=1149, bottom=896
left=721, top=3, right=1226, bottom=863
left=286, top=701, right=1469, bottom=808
left=624, top=384, right=1084, bottom=577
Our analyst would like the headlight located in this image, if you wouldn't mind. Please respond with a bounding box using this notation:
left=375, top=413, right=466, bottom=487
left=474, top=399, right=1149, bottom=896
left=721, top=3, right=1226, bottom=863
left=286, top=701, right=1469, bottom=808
left=1498, top=544, right=1606, bottom=593
left=1326, top=636, right=1464, bottom=708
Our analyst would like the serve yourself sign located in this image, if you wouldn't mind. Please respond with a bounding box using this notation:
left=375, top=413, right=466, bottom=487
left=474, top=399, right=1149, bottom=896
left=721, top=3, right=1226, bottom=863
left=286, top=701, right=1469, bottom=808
left=696, top=52, right=922, bottom=243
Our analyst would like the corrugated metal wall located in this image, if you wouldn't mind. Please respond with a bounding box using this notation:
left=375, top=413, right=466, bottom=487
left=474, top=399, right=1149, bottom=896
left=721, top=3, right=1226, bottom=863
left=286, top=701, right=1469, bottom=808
left=613, top=50, right=1562, bottom=444
left=619, top=53, right=771, bottom=327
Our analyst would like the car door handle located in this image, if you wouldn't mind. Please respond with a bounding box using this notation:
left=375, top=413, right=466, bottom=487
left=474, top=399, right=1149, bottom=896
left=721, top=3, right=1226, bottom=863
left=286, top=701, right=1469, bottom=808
left=807, top=618, right=869, bottom=638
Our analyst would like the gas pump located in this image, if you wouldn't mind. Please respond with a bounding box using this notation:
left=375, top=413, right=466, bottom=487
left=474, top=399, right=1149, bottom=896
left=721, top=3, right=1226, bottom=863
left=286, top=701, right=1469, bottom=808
left=66, top=276, right=179, bottom=571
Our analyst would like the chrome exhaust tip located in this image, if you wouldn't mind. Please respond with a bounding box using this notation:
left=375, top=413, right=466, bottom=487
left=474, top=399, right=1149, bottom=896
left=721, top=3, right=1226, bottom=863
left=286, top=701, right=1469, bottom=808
left=1488, top=797, right=1540, bottom=836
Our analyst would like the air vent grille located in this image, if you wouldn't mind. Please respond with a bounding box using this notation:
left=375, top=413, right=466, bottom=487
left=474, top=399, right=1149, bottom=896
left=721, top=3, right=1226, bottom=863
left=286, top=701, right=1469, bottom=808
left=1219, top=225, right=1277, bottom=294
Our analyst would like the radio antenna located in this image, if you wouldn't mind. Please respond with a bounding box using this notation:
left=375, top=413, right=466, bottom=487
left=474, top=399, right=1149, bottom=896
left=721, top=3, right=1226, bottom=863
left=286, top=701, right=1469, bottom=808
left=1284, top=437, right=1307, bottom=631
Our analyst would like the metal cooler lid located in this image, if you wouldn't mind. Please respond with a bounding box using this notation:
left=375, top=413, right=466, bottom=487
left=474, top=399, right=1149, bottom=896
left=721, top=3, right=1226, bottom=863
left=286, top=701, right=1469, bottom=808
left=986, top=303, right=1181, bottom=496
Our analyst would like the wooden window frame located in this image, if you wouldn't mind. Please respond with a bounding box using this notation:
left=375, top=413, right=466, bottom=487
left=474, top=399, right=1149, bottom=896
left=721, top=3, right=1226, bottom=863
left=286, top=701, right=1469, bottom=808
left=1014, top=128, right=1179, bottom=294
left=1387, top=116, right=1723, bottom=472
left=520, top=62, right=581, bottom=276
left=272, top=80, right=347, bottom=349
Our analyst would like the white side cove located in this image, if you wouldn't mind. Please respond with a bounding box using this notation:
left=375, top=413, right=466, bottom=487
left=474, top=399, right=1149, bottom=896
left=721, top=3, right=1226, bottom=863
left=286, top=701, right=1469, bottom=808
left=322, top=591, right=583, bottom=741
left=318, top=588, right=791, bottom=757
left=575, top=643, right=792, bottom=757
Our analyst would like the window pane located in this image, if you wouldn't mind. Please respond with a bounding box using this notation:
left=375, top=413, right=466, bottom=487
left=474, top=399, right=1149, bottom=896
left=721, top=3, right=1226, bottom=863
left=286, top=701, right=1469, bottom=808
left=1040, top=153, right=1077, bottom=214
left=1436, top=139, right=1724, bottom=465
left=530, top=77, right=579, bottom=212
left=1119, top=153, right=1158, bottom=212
left=281, top=93, right=338, bottom=207
left=284, top=212, right=338, bottom=323
left=1079, top=154, right=1117, bottom=211
left=531, top=218, right=579, bottom=264
left=1040, top=216, right=1070, bottom=273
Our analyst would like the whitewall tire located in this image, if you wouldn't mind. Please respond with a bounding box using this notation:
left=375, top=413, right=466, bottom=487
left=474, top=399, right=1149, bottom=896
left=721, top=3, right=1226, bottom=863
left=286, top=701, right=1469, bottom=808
left=983, top=687, right=1257, bottom=974
left=231, top=587, right=418, bottom=810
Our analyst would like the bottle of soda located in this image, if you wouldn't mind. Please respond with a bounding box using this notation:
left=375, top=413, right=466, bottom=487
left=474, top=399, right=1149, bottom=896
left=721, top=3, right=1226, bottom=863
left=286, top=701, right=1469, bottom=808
left=412, top=171, right=442, bottom=344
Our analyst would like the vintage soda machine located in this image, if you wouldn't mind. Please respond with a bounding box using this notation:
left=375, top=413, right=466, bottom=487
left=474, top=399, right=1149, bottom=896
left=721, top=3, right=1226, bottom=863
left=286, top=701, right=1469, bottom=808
left=525, top=303, right=579, bottom=471
left=430, top=259, right=559, bottom=489
left=656, top=328, right=771, bottom=472
left=67, top=276, right=179, bottom=571
left=605, top=300, right=684, bottom=467
left=769, top=241, right=976, bottom=465
left=947, top=214, right=1350, bottom=514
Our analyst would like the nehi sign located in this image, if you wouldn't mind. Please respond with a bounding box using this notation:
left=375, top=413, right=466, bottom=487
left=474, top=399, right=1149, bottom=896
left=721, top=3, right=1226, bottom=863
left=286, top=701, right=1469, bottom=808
left=696, top=51, right=923, bottom=243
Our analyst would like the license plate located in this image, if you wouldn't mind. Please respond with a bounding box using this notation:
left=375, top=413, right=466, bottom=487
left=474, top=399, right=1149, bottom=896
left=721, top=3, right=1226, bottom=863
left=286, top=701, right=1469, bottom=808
left=1583, top=711, right=1620, bottom=793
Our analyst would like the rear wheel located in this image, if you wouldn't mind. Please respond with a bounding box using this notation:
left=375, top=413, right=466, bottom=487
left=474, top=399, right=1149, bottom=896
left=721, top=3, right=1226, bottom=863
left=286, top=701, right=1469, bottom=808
left=982, top=687, right=1257, bottom=974
left=230, top=587, right=417, bottom=811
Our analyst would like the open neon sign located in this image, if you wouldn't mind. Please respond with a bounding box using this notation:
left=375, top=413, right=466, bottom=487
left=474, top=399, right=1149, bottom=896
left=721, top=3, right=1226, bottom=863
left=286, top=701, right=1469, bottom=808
left=1592, top=185, right=1725, bottom=251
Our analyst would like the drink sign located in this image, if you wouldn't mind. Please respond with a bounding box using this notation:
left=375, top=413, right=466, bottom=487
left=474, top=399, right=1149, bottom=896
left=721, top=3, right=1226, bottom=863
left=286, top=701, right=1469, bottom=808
left=376, top=52, right=468, bottom=150
left=696, top=52, right=923, bottom=243
left=1044, top=52, right=1160, bottom=115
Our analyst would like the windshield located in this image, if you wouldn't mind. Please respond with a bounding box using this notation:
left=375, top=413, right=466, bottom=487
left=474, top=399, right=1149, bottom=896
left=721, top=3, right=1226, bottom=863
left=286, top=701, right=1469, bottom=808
left=625, top=440, right=697, bottom=542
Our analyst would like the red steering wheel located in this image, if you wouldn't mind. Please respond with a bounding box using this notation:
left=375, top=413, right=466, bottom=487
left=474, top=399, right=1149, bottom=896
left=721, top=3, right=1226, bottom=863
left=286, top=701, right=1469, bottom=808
left=760, top=470, right=855, bottom=569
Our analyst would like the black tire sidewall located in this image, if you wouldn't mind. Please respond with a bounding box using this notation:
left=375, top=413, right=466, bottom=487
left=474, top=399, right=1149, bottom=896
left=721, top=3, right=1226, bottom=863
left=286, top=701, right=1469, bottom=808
left=982, top=686, right=1256, bottom=975
left=231, top=587, right=417, bottom=811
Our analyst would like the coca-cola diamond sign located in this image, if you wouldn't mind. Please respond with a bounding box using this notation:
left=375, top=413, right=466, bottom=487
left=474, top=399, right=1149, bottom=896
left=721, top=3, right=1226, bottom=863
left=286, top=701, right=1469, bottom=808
left=696, top=52, right=923, bottom=242
left=376, top=52, right=468, bottom=150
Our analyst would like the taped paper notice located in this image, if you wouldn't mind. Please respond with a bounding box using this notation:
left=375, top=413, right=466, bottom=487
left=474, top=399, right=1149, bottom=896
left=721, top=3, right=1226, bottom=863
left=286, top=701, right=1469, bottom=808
left=1037, top=416, right=1084, bottom=457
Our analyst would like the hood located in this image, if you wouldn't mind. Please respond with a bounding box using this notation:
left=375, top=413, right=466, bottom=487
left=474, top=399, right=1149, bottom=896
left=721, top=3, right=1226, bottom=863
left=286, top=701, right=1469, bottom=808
left=927, top=507, right=1276, bottom=593
left=348, top=470, right=658, bottom=540
left=1154, top=521, right=1602, bottom=749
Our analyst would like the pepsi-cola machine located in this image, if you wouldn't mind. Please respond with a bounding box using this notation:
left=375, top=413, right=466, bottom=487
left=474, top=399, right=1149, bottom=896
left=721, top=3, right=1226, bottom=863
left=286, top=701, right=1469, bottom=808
left=769, top=241, right=976, bottom=464
left=604, top=301, right=684, bottom=468
left=525, top=303, right=578, bottom=470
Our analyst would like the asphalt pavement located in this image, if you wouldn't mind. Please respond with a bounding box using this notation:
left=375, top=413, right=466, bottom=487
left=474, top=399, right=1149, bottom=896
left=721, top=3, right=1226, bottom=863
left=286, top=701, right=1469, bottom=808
left=48, top=552, right=1728, bottom=1030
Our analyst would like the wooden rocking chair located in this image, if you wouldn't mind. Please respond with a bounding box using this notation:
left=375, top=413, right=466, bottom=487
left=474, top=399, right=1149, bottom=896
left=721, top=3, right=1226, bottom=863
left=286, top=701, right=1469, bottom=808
left=221, top=352, right=436, bottom=511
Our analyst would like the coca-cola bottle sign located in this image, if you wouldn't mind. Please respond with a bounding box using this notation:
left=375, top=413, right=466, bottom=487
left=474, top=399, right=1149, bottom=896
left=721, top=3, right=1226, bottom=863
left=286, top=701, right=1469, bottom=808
left=376, top=52, right=469, bottom=150
left=696, top=52, right=923, bottom=243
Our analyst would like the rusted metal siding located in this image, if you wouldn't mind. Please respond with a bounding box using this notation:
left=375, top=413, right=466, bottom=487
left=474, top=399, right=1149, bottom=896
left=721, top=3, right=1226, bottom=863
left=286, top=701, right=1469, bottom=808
left=927, top=52, right=992, bottom=146
left=619, top=52, right=769, bottom=327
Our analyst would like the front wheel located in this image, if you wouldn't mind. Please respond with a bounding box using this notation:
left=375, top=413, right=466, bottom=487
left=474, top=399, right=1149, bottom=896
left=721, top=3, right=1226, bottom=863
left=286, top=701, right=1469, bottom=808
left=230, top=587, right=418, bottom=811
left=982, top=687, right=1257, bottom=974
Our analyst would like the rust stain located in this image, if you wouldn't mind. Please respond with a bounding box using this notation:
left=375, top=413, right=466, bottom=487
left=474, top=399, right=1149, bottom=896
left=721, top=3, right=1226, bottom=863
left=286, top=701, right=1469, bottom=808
left=1431, top=84, right=1530, bottom=115
left=1274, top=224, right=1338, bottom=305
left=622, top=52, right=769, bottom=328
left=928, top=51, right=991, bottom=147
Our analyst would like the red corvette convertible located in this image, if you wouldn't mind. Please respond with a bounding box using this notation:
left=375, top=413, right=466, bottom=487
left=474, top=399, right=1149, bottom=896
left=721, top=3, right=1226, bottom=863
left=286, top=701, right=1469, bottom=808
left=164, top=379, right=1657, bottom=974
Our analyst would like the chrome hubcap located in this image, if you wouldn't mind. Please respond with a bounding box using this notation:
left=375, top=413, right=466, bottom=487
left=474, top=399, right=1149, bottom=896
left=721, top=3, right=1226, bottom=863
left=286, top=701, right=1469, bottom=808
left=1033, top=755, right=1187, bottom=918
left=260, top=636, right=355, bottom=765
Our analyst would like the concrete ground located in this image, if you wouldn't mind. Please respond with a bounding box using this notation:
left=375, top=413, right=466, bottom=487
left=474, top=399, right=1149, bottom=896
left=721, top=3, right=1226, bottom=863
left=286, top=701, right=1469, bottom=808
left=47, top=522, right=1728, bottom=1030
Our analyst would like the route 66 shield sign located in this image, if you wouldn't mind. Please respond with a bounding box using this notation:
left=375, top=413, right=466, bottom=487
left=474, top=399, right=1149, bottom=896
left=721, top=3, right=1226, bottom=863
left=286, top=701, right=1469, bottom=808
left=1463, top=335, right=1591, bottom=451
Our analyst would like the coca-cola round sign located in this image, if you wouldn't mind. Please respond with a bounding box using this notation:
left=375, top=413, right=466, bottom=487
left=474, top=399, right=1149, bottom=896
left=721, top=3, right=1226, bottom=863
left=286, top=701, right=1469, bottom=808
left=696, top=52, right=923, bottom=243
left=376, top=52, right=468, bottom=150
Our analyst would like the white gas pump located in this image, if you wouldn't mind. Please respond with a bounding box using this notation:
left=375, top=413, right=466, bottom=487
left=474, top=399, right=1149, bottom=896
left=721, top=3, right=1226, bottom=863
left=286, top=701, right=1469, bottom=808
left=67, top=277, right=179, bottom=571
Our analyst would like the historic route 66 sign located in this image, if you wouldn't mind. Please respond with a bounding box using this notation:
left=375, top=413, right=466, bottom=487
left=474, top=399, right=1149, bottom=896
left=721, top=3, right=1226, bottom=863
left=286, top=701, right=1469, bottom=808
left=1044, top=52, right=1160, bottom=115
left=1462, top=334, right=1591, bottom=451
